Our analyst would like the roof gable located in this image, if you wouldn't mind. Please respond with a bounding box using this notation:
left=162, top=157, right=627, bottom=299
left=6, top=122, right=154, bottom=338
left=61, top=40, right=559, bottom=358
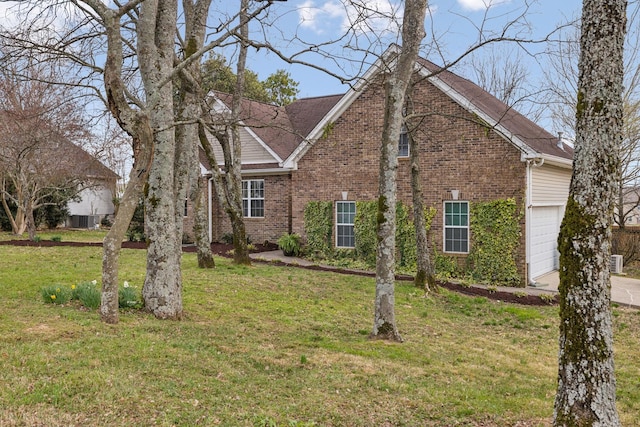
left=286, top=46, right=572, bottom=168
left=416, top=57, right=573, bottom=164
left=210, top=92, right=342, bottom=165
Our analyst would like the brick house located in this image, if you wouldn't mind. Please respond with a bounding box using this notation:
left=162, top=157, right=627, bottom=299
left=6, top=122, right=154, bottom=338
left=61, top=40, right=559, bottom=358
left=199, top=48, right=573, bottom=285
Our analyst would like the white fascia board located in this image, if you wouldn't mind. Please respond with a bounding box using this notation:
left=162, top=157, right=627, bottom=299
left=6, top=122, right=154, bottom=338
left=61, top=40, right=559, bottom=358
left=539, top=154, right=573, bottom=168
left=201, top=167, right=292, bottom=177
left=241, top=168, right=293, bottom=177
left=283, top=48, right=399, bottom=170
left=419, top=67, right=540, bottom=160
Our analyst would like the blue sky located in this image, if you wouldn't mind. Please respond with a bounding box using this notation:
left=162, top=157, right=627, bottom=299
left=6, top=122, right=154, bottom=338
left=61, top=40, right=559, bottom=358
left=241, top=0, right=583, bottom=99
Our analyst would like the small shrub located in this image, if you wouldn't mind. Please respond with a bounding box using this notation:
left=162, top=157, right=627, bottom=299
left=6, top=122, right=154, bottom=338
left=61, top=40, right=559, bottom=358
left=539, top=293, right=556, bottom=304
left=72, top=281, right=101, bottom=309
left=277, top=233, right=302, bottom=257
left=41, top=285, right=71, bottom=305
left=33, top=235, right=41, bottom=242
left=101, top=215, right=112, bottom=228
left=221, top=233, right=252, bottom=245
left=119, top=282, right=142, bottom=309
left=50, top=235, right=62, bottom=242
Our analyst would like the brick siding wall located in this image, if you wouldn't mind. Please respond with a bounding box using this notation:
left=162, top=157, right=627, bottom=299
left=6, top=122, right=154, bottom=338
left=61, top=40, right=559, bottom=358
left=291, top=75, right=528, bottom=282
left=208, top=173, right=292, bottom=244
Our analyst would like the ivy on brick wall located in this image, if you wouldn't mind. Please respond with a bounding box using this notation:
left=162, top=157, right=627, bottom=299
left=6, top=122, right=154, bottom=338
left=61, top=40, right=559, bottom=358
left=468, top=198, right=522, bottom=286
left=354, top=201, right=377, bottom=266
left=354, top=201, right=435, bottom=269
left=304, top=200, right=436, bottom=271
left=303, top=201, right=333, bottom=256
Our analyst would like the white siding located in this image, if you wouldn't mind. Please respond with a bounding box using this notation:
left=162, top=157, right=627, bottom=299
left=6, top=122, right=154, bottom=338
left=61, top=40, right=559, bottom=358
left=531, top=164, right=571, bottom=205
left=528, top=163, right=571, bottom=280
left=209, top=127, right=278, bottom=165
left=67, top=186, right=115, bottom=216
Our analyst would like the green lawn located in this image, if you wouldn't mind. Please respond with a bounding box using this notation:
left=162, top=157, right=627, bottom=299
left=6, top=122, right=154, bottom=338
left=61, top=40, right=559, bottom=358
left=1, top=244, right=639, bottom=426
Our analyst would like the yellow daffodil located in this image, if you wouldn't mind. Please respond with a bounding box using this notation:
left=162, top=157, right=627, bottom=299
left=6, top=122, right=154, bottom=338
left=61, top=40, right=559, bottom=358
left=51, top=295, right=56, bottom=300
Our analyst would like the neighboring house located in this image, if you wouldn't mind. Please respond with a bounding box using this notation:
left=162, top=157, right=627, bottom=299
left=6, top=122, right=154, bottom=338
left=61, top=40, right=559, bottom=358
left=617, top=188, right=640, bottom=226
left=64, top=143, right=119, bottom=229
left=198, top=47, right=573, bottom=285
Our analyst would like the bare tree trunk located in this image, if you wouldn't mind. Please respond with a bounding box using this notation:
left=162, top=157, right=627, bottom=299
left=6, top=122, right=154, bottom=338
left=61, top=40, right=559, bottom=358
left=228, top=0, right=251, bottom=265
left=199, top=0, right=251, bottom=266
left=372, top=0, right=428, bottom=341
left=553, top=0, right=626, bottom=425
left=1, top=184, right=25, bottom=235
left=409, top=118, right=436, bottom=292
left=101, top=132, right=152, bottom=324
left=193, top=177, right=214, bottom=268
left=25, top=193, right=36, bottom=241
left=177, top=0, right=214, bottom=269
left=140, top=1, right=183, bottom=320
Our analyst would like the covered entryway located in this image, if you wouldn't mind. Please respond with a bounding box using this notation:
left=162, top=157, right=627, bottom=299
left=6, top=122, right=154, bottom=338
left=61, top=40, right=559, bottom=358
left=530, top=206, right=563, bottom=280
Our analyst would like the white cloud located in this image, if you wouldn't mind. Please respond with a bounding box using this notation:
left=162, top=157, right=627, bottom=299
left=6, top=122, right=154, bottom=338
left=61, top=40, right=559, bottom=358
left=457, top=0, right=511, bottom=12
left=297, top=0, right=403, bottom=36
left=298, top=0, right=346, bottom=34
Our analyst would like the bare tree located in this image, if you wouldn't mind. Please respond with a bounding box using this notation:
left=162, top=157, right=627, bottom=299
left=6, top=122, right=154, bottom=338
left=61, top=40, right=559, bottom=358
left=0, top=60, right=92, bottom=240
left=541, top=6, right=640, bottom=228
left=405, top=97, right=436, bottom=292
left=174, top=0, right=215, bottom=268
left=553, top=0, right=626, bottom=424
left=371, top=0, right=428, bottom=342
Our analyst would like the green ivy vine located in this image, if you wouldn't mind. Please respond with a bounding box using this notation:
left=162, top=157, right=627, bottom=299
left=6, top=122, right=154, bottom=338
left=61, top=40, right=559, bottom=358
left=468, top=198, right=522, bottom=286
left=303, top=201, right=333, bottom=256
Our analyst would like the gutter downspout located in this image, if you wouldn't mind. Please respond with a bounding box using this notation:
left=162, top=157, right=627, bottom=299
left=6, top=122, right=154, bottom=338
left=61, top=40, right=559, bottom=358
left=526, top=157, right=544, bottom=285
left=208, top=177, right=213, bottom=244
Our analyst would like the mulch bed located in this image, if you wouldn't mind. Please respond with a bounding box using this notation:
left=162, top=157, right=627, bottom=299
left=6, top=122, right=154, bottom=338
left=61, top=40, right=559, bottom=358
left=0, top=239, right=556, bottom=306
left=0, top=239, right=275, bottom=256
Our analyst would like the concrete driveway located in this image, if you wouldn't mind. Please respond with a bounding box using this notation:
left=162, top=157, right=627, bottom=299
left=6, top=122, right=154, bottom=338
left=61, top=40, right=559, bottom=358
left=533, top=271, right=640, bottom=309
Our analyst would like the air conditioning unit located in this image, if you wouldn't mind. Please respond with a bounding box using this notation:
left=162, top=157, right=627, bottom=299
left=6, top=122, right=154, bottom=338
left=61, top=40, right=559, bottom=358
left=611, top=254, right=623, bottom=274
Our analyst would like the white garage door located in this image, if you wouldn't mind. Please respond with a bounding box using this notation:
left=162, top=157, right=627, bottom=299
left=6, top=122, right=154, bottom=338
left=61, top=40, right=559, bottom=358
left=530, top=206, right=562, bottom=280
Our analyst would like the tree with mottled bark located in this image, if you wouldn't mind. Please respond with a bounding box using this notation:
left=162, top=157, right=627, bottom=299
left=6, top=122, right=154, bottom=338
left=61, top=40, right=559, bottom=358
left=174, top=0, right=215, bottom=269
left=198, top=0, right=252, bottom=265
left=371, top=0, right=428, bottom=342
left=553, top=0, right=626, bottom=425
left=405, top=102, right=436, bottom=292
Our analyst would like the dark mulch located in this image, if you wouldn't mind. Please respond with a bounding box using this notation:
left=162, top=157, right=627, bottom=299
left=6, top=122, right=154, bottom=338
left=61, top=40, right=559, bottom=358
left=0, top=239, right=276, bottom=256
left=0, top=239, right=556, bottom=306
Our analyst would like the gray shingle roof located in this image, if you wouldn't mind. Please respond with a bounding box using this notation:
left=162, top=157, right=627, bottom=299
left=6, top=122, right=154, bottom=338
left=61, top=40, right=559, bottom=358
left=417, top=57, right=573, bottom=161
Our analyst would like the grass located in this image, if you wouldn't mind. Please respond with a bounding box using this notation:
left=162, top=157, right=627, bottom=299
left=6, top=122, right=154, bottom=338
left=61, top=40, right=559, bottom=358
left=0, top=245, right=639, bottom=426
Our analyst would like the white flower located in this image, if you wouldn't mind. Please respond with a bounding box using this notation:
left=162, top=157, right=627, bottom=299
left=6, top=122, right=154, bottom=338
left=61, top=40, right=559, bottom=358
left=123, top=281, right=129, bottom=288
left=91, top=280, right=97, bottom=285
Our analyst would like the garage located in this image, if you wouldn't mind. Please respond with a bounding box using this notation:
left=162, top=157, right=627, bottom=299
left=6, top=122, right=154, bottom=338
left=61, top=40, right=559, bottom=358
left=529, top=206, right=563, bottom=280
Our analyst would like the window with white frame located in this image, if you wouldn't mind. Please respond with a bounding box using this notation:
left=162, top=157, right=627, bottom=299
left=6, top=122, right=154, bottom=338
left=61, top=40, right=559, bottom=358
left=444, top=201, right=469, bottom=253
left=242, top=179, right=264, bottom=218
left=336, top=201, right=356, bottom=248
left=398, top=125, right=410, bottom=157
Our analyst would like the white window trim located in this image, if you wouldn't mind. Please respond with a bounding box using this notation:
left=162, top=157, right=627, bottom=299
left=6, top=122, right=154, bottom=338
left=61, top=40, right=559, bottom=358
left=398, top=125, right=410, bottom=158
left=443, top=201, right=469, bottom=254
left=336, top=201, right=356, bottom=248
left=242, top=179, right=265, bottom=218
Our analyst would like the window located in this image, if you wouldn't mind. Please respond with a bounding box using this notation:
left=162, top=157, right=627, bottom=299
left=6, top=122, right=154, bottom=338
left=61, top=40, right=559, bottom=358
left=336, top=201, right=356, bottom=248
left=242, top=180, right=264, bottom=218
left=444, top=201, right=469, bottom=253
left=398, top=125, right=410, bottom=157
